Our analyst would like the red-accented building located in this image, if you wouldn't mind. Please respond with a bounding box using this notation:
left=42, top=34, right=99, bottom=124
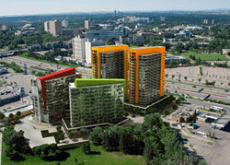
left=31, top=68, right=81, bottom=124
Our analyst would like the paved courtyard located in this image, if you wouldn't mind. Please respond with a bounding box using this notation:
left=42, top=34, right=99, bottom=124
left=14, top=115, right=56, bottom=148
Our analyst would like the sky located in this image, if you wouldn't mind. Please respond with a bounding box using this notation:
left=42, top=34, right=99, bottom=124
left=1, top=0, right=230, bottom=16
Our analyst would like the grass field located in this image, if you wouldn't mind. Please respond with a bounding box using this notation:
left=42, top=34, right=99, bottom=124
left=1, top=142, right=145, bottom=165
left=182, top=51, right=230, bottom=61
left=19, top=52, right=80, bottom=68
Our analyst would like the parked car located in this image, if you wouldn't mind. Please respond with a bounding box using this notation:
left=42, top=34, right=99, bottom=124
left=193, top=86, right=196, bottom=88
left=3, top=109, right=6, bottom=112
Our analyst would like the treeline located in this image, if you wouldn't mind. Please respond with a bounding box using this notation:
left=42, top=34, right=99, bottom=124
left=89, top=113, right=207, bottom=165
left=27, top=49, right=73, bottom=63
left=0, top=30, right=73, bottom=50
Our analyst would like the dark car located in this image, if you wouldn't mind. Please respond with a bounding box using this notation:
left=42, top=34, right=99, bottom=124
left=193, top=86, right=196, bottom=88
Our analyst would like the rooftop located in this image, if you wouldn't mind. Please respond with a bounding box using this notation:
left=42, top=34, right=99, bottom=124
left=74, top=78, right=126, bottom=88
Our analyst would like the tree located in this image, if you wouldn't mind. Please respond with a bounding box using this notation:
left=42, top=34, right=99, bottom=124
left=7, top=118, right=12, bottom=125
left=173, top=104, right=178, bottom=110
left=0, top=113, right=5, bottom=120
left=163, top=109, right=170, bottom=115
left=57, top=129, right=63, bottom=135
left=123, top=111, right=129, bottom=117
left=59, top=133, right=65, bottom=140
left=171, top=75, right=175, bottom=80
left=165, top=74, right=168, bottom=78
left=175, top=90, right=177, bottom=94
left=14, top=116, right=20, bottom=123
left=79, top=129, right=85, bottom=137
left=174, top=43, right=183, bottom=53
left=68, top=132, right=74, bottom=139
left=56, top=125, right=61, bottom=131
left=176, top=99, right=181, bottom=105
left=3, top=126, right=31, bottom=158
left=82, top=143, right=91, bottom=154
left=106, top=38, right=114, bottom=45
left=221, top=82, right=223, bottom=86
left=9, top=113, right=14, bottom=119
left=88, top=127, right=103, bottom=145
left=16, top=111, right=21, bottom=117
left=228, top=82, right=230, bottom=87
left=184, top=76, right=187, bottom=81
left=198, top=78, right=202, bottom=83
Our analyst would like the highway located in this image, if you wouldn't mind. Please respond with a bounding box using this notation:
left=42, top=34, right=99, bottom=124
left=165, top=87, right=230, bottom=104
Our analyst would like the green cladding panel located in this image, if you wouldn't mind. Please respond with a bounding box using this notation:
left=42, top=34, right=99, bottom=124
left=75, top=78, right=126, bottom=89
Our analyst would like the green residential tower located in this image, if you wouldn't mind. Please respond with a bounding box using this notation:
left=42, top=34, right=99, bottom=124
left=69, top=78, right=126, bottom=127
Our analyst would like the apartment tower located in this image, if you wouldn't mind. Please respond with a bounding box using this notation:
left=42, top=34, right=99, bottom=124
left=69, top=78, right=125, bottom=127
left=31, top=68, right=82, bottom=124
left=128, top=47, right=165, bottom=105
left=49, top=19, right=62, bottom=36
left=91, top=45, right=165, bottom=105
left=91, top=45, right=129, bottom=98
left=72, top=35, right=87, bottom=60
left=44, top=21, right=49, bottom=32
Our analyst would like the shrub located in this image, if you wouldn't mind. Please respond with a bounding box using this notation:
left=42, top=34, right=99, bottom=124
left=56, top=125, right=61, bottom=131
left=9, top=113, right=14, bottom=119
left=173, top=104, right=178, bottom=110
left=16, top=111, right=21, bottom=117
left=68, top=132, right=74, bottom=139
left=82, top=143, right=91, bottom=154
left=176, top=99, right=181, bottom=105
left=123, top=111, right=129, bottom=117
left=163, top=109, right=170, bottom=115
left=57, top=129, right=63, bottom=135
left=88, top=127, right=103, bottom=145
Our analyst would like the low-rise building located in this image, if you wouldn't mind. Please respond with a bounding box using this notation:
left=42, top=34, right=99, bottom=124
left=172, top=108, right=196, bottom=122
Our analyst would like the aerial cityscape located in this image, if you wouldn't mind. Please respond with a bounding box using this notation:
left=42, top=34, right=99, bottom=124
left=1, top=1, right=230, bottom=165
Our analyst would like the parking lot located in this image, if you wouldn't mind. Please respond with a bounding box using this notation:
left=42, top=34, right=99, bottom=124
left=165, top=66, right=230, bottom=88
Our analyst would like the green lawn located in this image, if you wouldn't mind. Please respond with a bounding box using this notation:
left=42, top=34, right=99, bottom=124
left=19, top=52, right=80, bottom=68
left=2, top=142, right=145, bottom=165
left=182, top=51, right=230, bottom=61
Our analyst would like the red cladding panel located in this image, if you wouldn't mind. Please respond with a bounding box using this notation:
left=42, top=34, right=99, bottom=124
left=38, top=68, right=76, bottom=110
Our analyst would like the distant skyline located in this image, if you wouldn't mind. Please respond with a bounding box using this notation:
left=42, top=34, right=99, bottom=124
left=1, top=0, right=230, bottom=16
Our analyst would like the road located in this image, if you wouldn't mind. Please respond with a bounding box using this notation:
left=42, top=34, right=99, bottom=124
left=1, top=56, right=66, bottom=72
left=165, top=83, right=230, bottom=104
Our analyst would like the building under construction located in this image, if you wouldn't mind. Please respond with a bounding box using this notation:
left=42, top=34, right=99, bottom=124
left=91, top=45, right=165, bottom=105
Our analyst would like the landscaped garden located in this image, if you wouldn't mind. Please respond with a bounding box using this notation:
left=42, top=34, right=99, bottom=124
left=182, top=51, right=230, bottom=61
left=1, top=141, right=145, bottom=165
